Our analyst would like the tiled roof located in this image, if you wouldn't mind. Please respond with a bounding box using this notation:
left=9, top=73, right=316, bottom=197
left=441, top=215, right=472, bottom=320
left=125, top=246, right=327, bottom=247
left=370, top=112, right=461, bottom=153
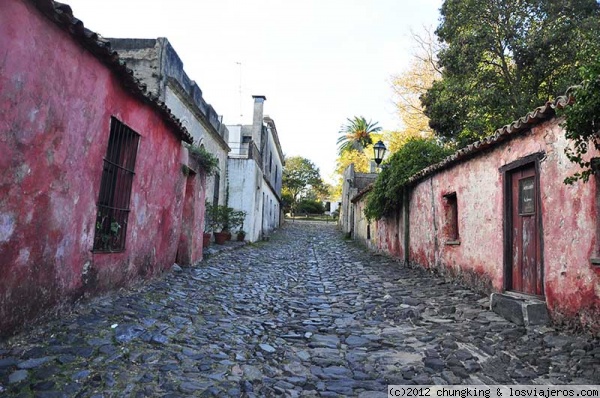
left=29, top=0, right=193, bottom=144
left=407, top=95, right=573, bottom=184
left=350, top=185, right=372, bottom=204
left=349, top=95, right=572, bottom=203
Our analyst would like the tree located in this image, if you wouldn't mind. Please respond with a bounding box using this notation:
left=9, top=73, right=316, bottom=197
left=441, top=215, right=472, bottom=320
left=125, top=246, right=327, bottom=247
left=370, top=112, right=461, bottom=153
left=334, top=133, right=384, bottom=176
left=282, top=156, right=324, bottom=216
left=562, top=54, right=600, bottom=184
left=337, top=116, right=382, bottom=155
left=389, top=27, right=441, bottom=152
left=422, top=0, right=600, bottom=147
left=332, top=133, right=383, bottom=199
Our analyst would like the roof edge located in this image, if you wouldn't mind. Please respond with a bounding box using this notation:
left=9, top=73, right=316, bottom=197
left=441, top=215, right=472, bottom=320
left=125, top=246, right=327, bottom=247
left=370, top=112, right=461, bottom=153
left=407, top=95, right=573, bottom=185
left=30, top=0, right=193, bottom=144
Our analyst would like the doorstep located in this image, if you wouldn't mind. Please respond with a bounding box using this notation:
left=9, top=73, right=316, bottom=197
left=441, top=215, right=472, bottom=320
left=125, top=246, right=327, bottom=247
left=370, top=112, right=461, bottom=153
left=490, top=292, right=550, bottom=326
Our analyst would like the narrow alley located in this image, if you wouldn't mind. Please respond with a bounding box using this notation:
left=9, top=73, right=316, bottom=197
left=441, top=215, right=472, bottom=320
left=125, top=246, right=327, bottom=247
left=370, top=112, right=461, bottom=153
left=0, top=222, right=598, bottom=397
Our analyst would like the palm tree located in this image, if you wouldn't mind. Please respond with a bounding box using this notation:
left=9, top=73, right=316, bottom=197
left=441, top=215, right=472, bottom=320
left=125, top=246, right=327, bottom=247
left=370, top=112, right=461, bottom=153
left=337, top=116, right=382, bottom=155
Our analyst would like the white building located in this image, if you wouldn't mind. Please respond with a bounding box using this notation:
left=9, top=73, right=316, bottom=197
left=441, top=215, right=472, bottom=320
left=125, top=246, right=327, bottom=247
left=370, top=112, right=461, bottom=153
left=227, top=96, right=284, bottom=242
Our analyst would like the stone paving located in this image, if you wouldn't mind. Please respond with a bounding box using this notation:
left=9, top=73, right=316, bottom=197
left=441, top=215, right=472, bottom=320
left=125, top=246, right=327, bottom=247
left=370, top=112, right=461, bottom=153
left=0, top=222, right=599, bottom=397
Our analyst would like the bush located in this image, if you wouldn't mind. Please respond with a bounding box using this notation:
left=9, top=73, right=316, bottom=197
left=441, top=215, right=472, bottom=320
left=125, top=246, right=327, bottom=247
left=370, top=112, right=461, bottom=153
left=187, top=144, right=219, bottom=176
left=296, top=199, right=325, bottom=215
left=364, top=138, right=453, bottom=221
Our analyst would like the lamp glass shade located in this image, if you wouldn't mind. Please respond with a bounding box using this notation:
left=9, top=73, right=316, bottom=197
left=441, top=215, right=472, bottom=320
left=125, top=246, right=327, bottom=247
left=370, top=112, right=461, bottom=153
left=373, top=140, right=386, bottom=165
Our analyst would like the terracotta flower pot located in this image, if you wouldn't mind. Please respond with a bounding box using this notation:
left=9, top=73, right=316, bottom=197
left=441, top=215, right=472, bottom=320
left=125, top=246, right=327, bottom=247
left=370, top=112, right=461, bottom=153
left=214, top=232, right=228, bottom=245
left=203, top=232, right=211, bottom=247
left=236, top=233, right=246, bottom=242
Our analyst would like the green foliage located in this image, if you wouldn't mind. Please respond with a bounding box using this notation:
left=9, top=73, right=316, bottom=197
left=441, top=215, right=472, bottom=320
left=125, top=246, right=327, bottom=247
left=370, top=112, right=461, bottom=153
left=296, top=199, right=325, bottom=215
left=204, top=202, right=245, bottom=232
left=562, top=55, right=600, bottom=184
left=204, top=201, right=218, bottom=232
left=364, top=138, right=453, bottom=220
left=337, top=116, right=382, bottom=155
left=228, top=210, right=247, bottom=233
left=423, top=0, right=600, bottom=147
left=281, top=191, right=294, bottom=214
left=187, top=144, right=220, bottom=176
left=282, top=156, right=324, bottom=215
left=94, top=210, right=123, bottom=251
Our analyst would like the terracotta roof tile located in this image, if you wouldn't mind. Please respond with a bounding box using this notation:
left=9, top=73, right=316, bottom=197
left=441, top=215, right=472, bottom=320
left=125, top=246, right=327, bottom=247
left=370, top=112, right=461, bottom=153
left=351, top=185, right=373, bottom=203
left=29, top=0, right=193, bottom=144
left=349, top=96, right=573, bottom=204
left=407, top=95, right=573, bottom=184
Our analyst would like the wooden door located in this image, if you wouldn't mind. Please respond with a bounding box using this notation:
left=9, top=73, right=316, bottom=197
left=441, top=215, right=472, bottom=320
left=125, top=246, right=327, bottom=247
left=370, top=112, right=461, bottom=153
left=510, top=166, right=543, bottom=296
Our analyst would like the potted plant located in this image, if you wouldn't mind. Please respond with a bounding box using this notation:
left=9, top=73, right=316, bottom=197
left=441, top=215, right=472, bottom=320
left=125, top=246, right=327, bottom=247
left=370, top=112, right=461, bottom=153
left=229, top=210, right=247, bottom=241
left=220, top=206, right=235, bottom=241
left=236, top=229, right=246, bottom=242
left=210, top=205, right=229, bottom=245
left=203, top=201, right=216, bottom=247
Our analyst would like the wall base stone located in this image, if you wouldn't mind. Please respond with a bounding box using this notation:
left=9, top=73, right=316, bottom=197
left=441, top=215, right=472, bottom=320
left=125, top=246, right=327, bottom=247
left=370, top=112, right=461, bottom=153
left=490, top=293, right=550, bottom=326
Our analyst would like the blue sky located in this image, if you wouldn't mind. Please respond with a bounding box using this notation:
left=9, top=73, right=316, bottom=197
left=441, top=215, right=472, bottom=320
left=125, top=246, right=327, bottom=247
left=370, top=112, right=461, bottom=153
left=64, top=0, right=443, bottom=182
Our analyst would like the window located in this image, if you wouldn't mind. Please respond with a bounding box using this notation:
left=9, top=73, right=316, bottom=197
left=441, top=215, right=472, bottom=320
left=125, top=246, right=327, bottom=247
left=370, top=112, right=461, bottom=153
left=518, top=177, right=535, bottom=215
left=93, top=117, right=140, bottom=252
left=443, top=192, right=459, bottom=244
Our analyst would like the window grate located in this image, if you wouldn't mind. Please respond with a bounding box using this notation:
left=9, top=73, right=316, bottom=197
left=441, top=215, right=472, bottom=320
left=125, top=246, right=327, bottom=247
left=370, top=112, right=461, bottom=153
left=93, top=117, right=140, bottom=252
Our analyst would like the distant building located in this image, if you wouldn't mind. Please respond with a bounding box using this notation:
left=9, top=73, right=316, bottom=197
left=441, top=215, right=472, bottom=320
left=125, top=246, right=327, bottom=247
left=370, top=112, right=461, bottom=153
left=227, top=96, right=284, bottom=242
left=108, top=37, right=230, bottom=209
left=339, top=163, right=377, bottom=238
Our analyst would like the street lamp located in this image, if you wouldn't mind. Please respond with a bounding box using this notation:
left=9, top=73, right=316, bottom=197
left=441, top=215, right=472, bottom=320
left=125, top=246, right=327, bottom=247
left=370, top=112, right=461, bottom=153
left=373, top=140, right=387, bottom=167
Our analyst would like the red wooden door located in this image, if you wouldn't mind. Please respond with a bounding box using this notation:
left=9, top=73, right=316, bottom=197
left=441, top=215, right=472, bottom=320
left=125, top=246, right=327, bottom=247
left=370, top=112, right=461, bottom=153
left=510, top=166, right=543, bottom=295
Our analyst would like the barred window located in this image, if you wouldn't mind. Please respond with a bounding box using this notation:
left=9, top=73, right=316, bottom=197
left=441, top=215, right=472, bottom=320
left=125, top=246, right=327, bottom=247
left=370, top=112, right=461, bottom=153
left=93, top=117, right=140, bottom=252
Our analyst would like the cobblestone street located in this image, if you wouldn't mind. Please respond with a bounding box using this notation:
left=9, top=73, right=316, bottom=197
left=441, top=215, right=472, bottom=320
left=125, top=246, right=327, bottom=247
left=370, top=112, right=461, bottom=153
left=0, top=222, right=598, bottom=397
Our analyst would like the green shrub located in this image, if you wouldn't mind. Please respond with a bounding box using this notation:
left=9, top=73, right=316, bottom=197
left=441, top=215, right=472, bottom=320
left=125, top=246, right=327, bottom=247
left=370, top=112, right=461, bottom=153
left=364, top=138, right=453, bottom=221
left=187, top=144, right=220, bottom=176
left=297, top=199, right=325, bottom=215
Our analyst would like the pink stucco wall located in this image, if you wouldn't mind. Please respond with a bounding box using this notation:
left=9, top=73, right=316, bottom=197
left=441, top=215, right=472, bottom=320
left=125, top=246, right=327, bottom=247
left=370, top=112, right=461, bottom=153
left=369, top=118, right=600, bottom=332
left=375, top=214, right=404, bottom=259
left=537, top=123, right=599, bottom=328
left=0, top=0, right=204, bottom=335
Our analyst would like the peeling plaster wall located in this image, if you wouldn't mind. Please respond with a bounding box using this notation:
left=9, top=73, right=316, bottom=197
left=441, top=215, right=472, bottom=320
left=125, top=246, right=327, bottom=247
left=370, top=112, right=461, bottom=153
left=375, top=212, right=405, bottom=259
left=352, top=199, right=375, bottom=250
left=354, top=117, right=600, bottom=332
left=227, top=158, right=260, bottom=242
left=260, top=177, right=281, bottom=238
left=339, top=164, right=355, bottom=235
left=536, top=122, right=600, bottom=330
left=0, top=0, right=195, bottom=335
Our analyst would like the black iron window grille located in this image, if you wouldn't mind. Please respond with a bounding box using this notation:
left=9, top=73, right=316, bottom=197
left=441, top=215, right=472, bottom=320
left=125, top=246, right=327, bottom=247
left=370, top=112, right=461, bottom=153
left=93, top=117, right=140, bottom=252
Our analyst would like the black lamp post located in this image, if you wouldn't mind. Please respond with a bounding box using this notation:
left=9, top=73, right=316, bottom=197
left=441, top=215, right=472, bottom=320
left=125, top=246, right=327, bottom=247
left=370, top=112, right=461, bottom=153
left=373, top=140, right=387, bottom=167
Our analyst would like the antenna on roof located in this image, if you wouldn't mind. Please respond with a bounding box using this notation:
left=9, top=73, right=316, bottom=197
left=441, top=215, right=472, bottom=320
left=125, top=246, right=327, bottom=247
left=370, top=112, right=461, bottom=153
left=236, top=61, right=243, bottom=124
